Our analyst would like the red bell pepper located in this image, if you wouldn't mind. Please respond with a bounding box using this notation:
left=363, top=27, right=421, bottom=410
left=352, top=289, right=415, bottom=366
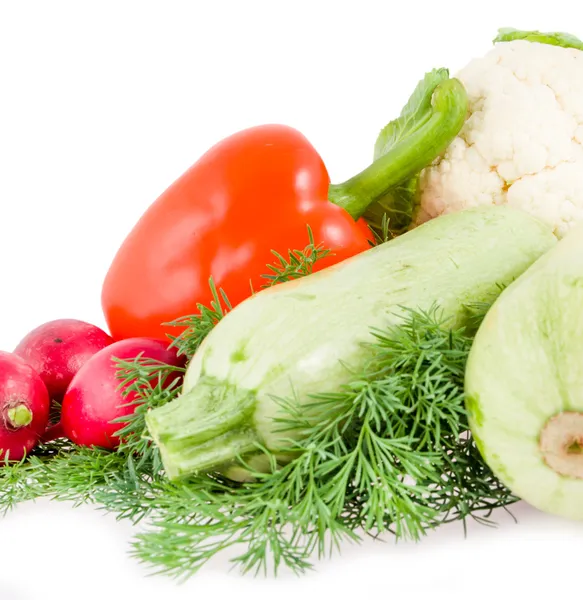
left=102, top=76, right=467, bottom=341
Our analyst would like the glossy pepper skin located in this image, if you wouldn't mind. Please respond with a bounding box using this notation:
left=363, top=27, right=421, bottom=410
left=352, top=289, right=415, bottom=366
left=102, top=125, right=376, bottom=341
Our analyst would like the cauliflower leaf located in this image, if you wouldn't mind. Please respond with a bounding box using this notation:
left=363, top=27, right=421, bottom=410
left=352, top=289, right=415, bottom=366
left=495, top=28, right=583, bottom=50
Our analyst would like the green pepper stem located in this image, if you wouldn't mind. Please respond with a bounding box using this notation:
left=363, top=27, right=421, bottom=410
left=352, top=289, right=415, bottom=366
left=145, top=377, right=259, bottom=480
left=328, top=78, right=468, bottom=220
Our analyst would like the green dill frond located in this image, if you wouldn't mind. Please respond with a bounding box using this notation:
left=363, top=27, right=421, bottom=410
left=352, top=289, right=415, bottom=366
left=368, top=213, right=394, bottom=246
left=160, top=226, right=332, bottom=362
left=0, top=441, right=124, bottom=514
left=40, top=446, right=126, bottom=507
left=165, top=277, right=232, bottom=360
left=131, top=307, right=517, bottom=579
left=0, top=456, right=45, bottom=514
left=261, top=225, right=332, bottom=287
left=112, top=356, right=185, bottom=469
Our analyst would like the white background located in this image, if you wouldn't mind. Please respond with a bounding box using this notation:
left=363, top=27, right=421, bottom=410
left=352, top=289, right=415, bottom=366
left=1, top=1, right=582, bottom=599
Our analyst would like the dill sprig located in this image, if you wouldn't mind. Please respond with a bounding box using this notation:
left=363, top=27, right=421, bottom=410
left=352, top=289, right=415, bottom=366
left=112, top=357, right=185, bottom=470
left=165, top=278, right=231, bottom=360
left=0, top=440, right=124, bottom=513
left=260, top=225, right=332, bottom=287
left=38, top=446, right=127, bottom=507
left=0, top=456, right=46, bottom=514
left=129, top=306, right=517, bottom=579
left=164, top=226, right=331, bottom=361
left=368, top=213, right=394, bottom=246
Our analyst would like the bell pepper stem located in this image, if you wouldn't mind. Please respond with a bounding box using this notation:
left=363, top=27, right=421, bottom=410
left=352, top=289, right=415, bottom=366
left=328, top=78, right=468, bottom=221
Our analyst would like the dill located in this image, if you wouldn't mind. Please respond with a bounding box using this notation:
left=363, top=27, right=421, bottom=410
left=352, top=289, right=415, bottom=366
left=260, top=225, right=332, bottom=287
left=165, top=278, right=231, bottom=360
left=129, top=307, right=517, bottom=578
left=164, top=226, right=331, bottom=361
left=112, top=357, right=185, bottom=471
left=0, top=232, right=516, bottom=580
left=368, top=213, right=394, bottom=246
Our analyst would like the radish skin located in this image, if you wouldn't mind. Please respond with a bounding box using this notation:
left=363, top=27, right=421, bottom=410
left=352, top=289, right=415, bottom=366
left=0, top=351, right=50, bottom=461
left=14, top=319, right=113, bottom=402
left=61, top=338, right=184, bottom=449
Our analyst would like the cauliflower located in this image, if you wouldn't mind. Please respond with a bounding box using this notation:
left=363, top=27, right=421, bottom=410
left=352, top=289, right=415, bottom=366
left=415, top=32, right=583, bottom=238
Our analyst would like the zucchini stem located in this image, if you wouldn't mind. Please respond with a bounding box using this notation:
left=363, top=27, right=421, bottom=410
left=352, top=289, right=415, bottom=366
left=540, top=411, right=583, bottom=479
left=146, top=377, right=259, bottom=480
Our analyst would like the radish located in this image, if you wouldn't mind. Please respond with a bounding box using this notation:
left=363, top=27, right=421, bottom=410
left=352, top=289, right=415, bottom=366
left=14, top=319, right=114, bottom=402
left=0, top=351, right=50, bottom=461
left=60, top=338, right=184, bottom=449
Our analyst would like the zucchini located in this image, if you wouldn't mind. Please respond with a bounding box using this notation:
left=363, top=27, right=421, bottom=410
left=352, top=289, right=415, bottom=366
left=146, top=206, right=556, bottom=481
left=465, top=223, right=583, bottom=520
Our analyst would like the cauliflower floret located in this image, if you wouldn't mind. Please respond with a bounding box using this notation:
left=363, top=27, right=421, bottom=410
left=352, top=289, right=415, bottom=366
left=416, top=40, right=583, bottom=238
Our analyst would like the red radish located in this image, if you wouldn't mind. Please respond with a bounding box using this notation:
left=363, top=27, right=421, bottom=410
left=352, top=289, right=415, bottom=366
left=14, top=319, right=114, bottom=402
left=61, top=338, right=184, bottom=449
left=0, top=351, right=50, bottom=461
